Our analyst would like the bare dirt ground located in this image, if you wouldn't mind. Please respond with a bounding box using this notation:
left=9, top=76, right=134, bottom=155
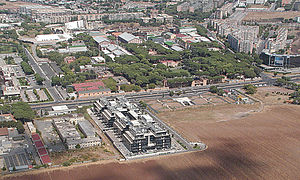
left=0, top=0, right=36, bottom=10
left=243, top=11, right=300, bottom=22
left=3, top=104, right=300, bottom=180
left=144, top=93, right=227, bottom=112
left=291, top=32, right=300, bottom=54
left=50, top=145, right=117, bottom=165
left=253, top=86, right=294, bottom=105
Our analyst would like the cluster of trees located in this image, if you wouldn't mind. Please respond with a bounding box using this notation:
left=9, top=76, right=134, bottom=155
left=4, top=56, right=15, bottom=65
left=69, top=33, right=99, bottom=56
left=45, top=52, right=96, bottom=87
left=275, top=77, right=300, bottom=104
left=108, top=41, right=261, bottom=89
left=102, top=77, right=118, bottom=92
left=19, top=22, right=52, bottom=37
left=183, top=43, right=262, bottom=79
left=243, top=84, right=257, bottom=94
left=0, top=102, right=35, bottom=123
left=0, top=121, right=25, bottom=134
left=196, top=25, right=208, bottom=37
left=0, top=45, right=17, bottom=54
left=122, top=41, right=181, bottom=63
left=34, top=73, right=45, bottom=85
left=51, top=70, right=96, bottom=87
left=120, top=84, right=141, bottom=92
left=21, top=61, right=34, bottom=75
left=167, top=77, right=193, bottom=88
left=40, top=33, right=104, bottom=87
left=108, top=62, right=191, bottom=88
left=209, top=86, right=225, bottom=96
left=275, top=76, right=298, bottom=89
left=0, top=30, right=18, bottom=40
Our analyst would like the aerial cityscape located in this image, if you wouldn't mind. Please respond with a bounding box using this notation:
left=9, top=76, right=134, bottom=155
left=0, top=0, right=299, bottom=179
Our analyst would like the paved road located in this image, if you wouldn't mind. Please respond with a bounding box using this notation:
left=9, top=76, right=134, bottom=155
left=24, top=47, right=65, bottom=102
left=30, top=80, right=267, bottom=110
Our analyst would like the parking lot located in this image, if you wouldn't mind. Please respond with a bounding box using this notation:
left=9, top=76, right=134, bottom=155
left=26, top=90, right=38, bottom=102
left=35, top=120, right=65, bottom=152
left=37, top=89, right=48, bottom=101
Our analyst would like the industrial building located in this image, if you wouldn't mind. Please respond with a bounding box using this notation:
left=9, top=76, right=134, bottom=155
left=94, top=97, right=171, bottom=153
left=48, top=105, right=76, bottom=116
left=118, top=32, right=143, bottom=44
left=52, top=118, right=101, bottom=150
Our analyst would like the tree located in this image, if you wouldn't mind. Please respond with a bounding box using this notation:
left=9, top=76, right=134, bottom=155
left=51, top=76, right=61, bottom=86
left=21, top=61, right=34, bottom=75
left=243, top=84, right=257, bottom=95
left=67, top=87, right=74, bottom=93
left=34, top=73, right=44, bottom=85
left=75, top=144, right=81, bottom=149
left=139, top=101, right=147, bottom=109
left=16, top=120, right=25, bottom=134
left=209, top=86, right=218, bottom=94
left=148, top=83, right=155, bottom=89
left=11, top=102, right=35, bottom=122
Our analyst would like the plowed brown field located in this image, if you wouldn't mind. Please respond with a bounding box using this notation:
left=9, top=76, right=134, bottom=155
left=3, top=104, right=300, bottom=180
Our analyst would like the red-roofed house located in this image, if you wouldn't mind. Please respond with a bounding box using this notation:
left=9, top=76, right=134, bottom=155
left=31, top=133, right=41, bottom=141
left=38, top=148, right=47, bottom=156
left=175, top=34, right=187, bottom=38
left=0, top=128, right=8, bottom=136
left=34, top=141, right=44, bottom=148
left=41, top=155, right=51, bottom=164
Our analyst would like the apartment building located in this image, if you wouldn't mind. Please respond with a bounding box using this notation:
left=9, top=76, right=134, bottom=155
left=177, top=0, right=223, bottom=13
left=228, top=26, right=259, bottom=54
left=215, top=2, right=234, bottom=19
left=93, top=97, right=171, bottom=153
left=19, top=5, right=73, bottom=23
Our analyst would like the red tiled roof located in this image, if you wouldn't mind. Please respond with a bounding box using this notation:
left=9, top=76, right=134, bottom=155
left=34, top=141, right=44, bottom=148
left=41, top=155, right=51, bottom=164
left=38, top=148, right=47, bottom=156
left=32, top=133, right=41, bottom=141
left=72, top=81, right=105, bottom=92
left=0, top=128, right=8, bottom=136
left=175, top=34, right=187, bottom=38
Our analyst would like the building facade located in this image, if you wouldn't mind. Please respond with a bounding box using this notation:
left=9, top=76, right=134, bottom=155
left=94, top=97, right=171, bottom=153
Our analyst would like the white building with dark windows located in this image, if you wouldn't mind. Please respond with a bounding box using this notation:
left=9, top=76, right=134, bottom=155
left=94, top=97, right=171, bottom=153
